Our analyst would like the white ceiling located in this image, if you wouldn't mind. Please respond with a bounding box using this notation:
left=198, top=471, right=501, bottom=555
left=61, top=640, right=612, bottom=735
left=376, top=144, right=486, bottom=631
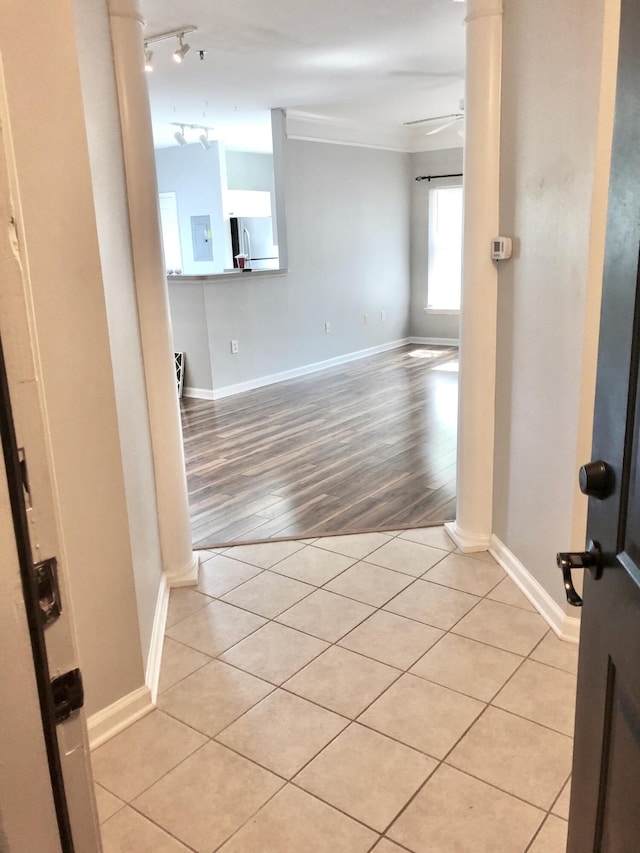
left=140, top=0, right=466, bottom=151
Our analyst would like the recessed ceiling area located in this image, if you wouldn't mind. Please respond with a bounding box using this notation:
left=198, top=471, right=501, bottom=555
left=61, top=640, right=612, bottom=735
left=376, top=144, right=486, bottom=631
left=140, top=0, right=466, bottom=150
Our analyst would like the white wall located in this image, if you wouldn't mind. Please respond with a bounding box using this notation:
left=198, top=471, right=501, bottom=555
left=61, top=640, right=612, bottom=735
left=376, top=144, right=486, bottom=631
left=493, top=0, right=611, bottom=609
left=155, top=142, right=228, bottom=275
left=226, top=150, right=274, bottom=191
left=410, top=147, right=463, bottom=342
left=0, top=0, right=145, bottom=715
left=169, top=138, right=411, bottom=393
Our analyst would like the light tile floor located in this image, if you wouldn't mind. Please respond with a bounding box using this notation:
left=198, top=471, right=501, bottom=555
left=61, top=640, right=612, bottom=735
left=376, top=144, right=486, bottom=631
left=93, top=526, right=578, bottom=853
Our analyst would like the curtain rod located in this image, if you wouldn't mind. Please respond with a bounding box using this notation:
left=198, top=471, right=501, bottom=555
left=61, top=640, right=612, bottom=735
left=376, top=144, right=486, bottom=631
left=415, top=173, right=463, bottom=182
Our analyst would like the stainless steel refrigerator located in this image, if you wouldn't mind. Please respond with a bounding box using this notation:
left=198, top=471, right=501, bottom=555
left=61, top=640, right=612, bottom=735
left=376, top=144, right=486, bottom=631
left=230, top=216, right=279, bottom=271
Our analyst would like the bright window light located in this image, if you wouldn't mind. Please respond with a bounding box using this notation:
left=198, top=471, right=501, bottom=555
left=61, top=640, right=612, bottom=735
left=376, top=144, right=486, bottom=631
left=427, top=186, right=463, bottom=311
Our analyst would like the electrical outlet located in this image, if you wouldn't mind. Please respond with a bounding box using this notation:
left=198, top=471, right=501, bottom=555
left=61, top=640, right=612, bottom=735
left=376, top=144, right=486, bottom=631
left=381, top=310, right=386, bottom=322
left=364, top=314, right=369, bottom=326
left=325, top=322, right=331, bottom=334
left=230, top=339, right=239, bottom=354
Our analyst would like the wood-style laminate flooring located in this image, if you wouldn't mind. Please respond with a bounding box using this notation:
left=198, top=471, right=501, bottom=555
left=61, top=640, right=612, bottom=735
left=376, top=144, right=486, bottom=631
left=181, top=345, right=458, bottom=548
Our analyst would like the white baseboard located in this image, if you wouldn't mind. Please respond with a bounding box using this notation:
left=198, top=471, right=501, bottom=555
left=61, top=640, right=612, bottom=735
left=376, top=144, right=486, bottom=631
left=146, top=574, right=170, bottom=704
left=409, top=336, right=460, bottom=347
left=490, top=535, right=581, bottom=644
left=87, top=686, right=154, bottom=751
left=183, top=386, right=215, bottom=400
left=166, top=552, right=200, bottom=588
left=444, top=521, right=491, bottom=553
left=210, top=338, right=411, bottom=400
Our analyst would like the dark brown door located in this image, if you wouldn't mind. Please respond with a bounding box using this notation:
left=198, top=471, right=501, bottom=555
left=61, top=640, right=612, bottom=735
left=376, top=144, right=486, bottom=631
left=567, top=0, right=640, bottom=849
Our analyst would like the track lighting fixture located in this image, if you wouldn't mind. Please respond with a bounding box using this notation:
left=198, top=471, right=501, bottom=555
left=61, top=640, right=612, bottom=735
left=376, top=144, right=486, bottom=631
left=173, top=35, right=191, bottom=63
left=144, top=26, right=197, bottom=68
left=170, top=122, right=216, bottom=148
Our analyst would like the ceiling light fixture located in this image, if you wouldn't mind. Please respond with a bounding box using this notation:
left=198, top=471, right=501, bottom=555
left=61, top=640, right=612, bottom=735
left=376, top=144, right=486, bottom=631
left=199, top=129, right=212, bottom=150
left=173, top=34, right=191, bottom=63
left=174, top=126, right=187, bottom=146
left=143, top=26, right=197, bottom=68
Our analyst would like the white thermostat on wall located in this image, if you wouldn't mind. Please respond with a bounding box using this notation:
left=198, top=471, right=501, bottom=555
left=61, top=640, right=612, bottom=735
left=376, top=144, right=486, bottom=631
left=491, top=236, right=512, bottom=260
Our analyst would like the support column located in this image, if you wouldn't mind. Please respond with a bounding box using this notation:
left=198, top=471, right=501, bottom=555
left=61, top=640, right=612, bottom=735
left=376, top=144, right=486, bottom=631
left=445, top=0, right=502, bottom=552
left=107, top=0, right=199, bottom=585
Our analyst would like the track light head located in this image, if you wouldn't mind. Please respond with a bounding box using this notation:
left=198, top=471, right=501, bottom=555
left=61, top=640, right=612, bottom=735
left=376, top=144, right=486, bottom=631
left=174, top=126, right=187, bottom=146
left=199, top=131, right=212, bottom=150
left=173, top=35, right=191, bottom=63
left=144, top=48, right=153, bottom=72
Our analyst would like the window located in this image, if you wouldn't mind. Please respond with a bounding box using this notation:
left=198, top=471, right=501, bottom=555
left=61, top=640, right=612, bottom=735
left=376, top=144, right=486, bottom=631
left=158, top=192, right=182, bottom=274
left=427, top=186, right=463, bottom=311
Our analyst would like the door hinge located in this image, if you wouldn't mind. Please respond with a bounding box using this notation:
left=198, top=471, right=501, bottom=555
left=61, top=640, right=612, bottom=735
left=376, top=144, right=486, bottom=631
left=34, top=557, right=62, bottom=626
left=51, top=669, right=84, bottom=724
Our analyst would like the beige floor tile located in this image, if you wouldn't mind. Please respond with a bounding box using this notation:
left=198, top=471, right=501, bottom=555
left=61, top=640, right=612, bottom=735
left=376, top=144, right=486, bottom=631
left=530, top=631, right=579, bottom=675
left=197, top=554, right=263, bottom=598
left=397, top=526, right=456, bottom=552
left=384, top=579, right=480, bottom=630
left=284, top=646, right=400, bottom=718
left=410, top=633, right=523, bottom=702
left=423, top=551, right=505, bottom=596
left=157, top=638, right=210, bottom=694
left=133, top=741, right=283, bottom=853
left=487, top=575, right=536, bottom=611
left=276, top=588, right=374, bottom=642
left=269, top=546, right=356, bottom=585
left=91, top=710, right=206, bottom=801
left=339, top=610, right=443, bottom=670
left=222, top=539, right=305, bottom=569
left=94, top=784, right=124, bottom=824
left=219, top=621, right=328, bottom=684
left=365, top=538, right=448, bottom=576
left=217, top=689, right=348, bottom=778
left=359, top=673, right=484, bottom=759
left=165, top=599, right=266, bottom=657
left=312, top=531, right=393, bottom=559
left=325, top=561, right=415, bottom=606
left=552, top=778, right=571, bottom=819
left=529, top=815, right=569, bottom=853
left=388, top=764, right=544, bottom=853
left=448, top=707, right=573, bottom=810
left=452, top=598, right=548, bottom=655
left=217, top=784, right=378, bottom=852
left=295, top=723, right=437, bottom=832
left=158, top=659, right=273, bottom=737
left=455, top=548, right=497, bottom=564
left=493, top=659, right=577, bottom=736
left=221, top=571, right=314, bottom=618
left=166, top=588, right=212, bottom=628
left=371, top=840, right=407, bottom=853
left=100, top=806, right=191, bottom=852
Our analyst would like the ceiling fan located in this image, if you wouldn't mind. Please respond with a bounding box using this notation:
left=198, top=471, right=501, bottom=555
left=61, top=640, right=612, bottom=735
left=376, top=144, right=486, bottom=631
left=403, top=100, right=465, bottom=137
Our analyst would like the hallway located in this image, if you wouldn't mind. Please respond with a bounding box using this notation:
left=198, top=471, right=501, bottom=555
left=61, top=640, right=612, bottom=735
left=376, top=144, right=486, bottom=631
left=93, top=527, right=576, bottom=852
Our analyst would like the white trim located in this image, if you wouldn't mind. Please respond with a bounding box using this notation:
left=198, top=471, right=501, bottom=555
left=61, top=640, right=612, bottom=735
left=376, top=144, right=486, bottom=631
left=445, top=520, right=491, bottom=552
left=183, top=386, right=215, bottom=400
left=145, top=574, right=170, bottom=704
left=211, top=339, right=410, bottom=400
left=410, top=336, right=460, bottom=347
left=166, top=551, right=200, bottom=588
left=87, top=686, right=154, bottom=750
left=424, top=309, right=461, bottom=315
left=489, top=534, right=581, bottom=644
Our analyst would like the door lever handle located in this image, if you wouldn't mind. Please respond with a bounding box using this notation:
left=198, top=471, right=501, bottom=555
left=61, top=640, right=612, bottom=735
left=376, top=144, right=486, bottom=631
left=556, top=540, right=603, bottom=607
